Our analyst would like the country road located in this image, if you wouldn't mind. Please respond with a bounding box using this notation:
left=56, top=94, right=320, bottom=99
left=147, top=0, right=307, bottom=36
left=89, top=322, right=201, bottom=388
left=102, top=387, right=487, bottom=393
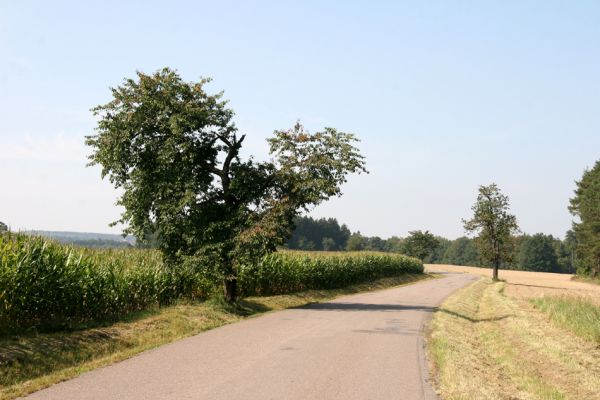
left=25, top=272, right=476, bottom=400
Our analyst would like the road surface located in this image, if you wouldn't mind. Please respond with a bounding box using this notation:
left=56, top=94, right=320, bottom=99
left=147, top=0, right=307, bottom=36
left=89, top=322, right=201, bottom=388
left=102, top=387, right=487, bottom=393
left=25, top=272, right=476, bottom=400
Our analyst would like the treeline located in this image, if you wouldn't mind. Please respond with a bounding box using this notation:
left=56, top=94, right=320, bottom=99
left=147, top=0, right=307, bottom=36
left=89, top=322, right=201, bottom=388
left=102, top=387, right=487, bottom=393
left=432, top=233, right=575, bottom=273
left=286, top=216, right=576, bottom=273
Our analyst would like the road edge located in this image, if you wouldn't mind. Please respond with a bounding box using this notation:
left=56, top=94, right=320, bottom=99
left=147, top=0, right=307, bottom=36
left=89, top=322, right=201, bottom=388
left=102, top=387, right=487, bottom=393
left=417, top=273, right=478, bottom=400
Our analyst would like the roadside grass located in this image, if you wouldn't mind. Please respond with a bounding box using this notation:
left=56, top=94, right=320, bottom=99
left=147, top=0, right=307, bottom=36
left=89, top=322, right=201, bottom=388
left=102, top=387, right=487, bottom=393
left=428, top=279, right=600, bottom=400
left=532, top=296, right=600, bottom=343
left=0, top=273, right=428, bottom=400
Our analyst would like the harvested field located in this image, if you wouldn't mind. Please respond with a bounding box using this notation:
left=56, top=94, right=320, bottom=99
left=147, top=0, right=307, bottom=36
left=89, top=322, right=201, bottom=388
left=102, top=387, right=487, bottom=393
left=426, top=264, right=600, bottom=305
left=425, top=264, right=600, bottom=400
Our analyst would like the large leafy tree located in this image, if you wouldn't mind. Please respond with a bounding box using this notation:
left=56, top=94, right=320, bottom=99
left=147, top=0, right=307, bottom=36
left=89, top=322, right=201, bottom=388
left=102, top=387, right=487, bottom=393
left=401, top=230, right=439, bottom=261
left=463, top=184, right=519, bottom=280
left=569, top=160, right=600, bottom=278
left=87, top=68, right=367, bottom=301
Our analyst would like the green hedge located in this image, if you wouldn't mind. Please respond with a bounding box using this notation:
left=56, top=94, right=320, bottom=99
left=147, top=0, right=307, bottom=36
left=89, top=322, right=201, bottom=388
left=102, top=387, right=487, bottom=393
left=239, top=250, right=423, bottom=296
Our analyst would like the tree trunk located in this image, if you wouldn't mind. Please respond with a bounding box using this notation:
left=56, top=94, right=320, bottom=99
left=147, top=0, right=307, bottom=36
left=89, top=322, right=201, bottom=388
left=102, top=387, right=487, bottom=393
left=224, top=276, right=237, bottom=303
left=492, top=259, right=500, bottom=281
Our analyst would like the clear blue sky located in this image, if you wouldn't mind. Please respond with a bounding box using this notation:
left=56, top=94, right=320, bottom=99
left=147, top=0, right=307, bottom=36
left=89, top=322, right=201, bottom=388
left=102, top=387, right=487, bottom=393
left=1, top=1, right=599, bottom=239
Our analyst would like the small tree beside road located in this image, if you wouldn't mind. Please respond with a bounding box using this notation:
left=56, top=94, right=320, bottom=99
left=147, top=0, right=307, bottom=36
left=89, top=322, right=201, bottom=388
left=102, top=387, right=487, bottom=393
left=463, top=184, right=519, bottom=281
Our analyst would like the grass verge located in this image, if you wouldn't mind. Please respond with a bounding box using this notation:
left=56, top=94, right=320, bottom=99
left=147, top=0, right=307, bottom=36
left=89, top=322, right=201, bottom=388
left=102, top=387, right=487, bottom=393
left=0, top=273, right=428, bottom=400
left=427, top=278, right=600, bottom=400
left=532, top=296, right=600, bottom=344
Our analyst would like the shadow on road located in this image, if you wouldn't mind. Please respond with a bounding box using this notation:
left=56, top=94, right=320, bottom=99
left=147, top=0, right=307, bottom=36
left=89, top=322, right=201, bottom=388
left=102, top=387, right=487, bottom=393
left=295, top=303, right=513, bottom=324
left=296, top=303, right=437, bottom=312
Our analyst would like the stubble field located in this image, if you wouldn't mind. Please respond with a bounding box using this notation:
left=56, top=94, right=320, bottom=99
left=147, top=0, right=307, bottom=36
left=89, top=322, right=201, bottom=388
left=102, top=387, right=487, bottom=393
left=425, top=264, right=600, bottom=400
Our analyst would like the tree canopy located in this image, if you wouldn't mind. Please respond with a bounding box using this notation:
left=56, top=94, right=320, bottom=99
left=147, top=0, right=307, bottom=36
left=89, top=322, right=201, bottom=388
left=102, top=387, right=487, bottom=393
left=569, top=160, right=600, bottom=278
left=463, top=184, right=519, bottom=280
left=87, top=68, right=367, bottom=301
left=286, top=216, right=351, bottom=251
left=401, top=230, right=439, bottom=261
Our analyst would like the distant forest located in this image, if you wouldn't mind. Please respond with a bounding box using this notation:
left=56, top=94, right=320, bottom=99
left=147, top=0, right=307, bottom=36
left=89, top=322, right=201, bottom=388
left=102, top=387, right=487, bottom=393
left=285, top=216, right=576, bottom=274
left=27, top=231, right=134, bottom=249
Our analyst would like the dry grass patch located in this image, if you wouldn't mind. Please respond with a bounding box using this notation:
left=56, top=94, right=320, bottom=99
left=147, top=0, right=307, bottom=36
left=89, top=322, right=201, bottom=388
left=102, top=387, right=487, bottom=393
left=428, top=278, right=600, bottom=400
left=0, top=273, right=428, bottom=400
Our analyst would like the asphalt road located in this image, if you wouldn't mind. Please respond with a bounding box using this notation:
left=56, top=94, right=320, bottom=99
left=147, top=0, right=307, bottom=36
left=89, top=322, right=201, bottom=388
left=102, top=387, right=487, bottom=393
left=25, top=272, right=476, bottom=400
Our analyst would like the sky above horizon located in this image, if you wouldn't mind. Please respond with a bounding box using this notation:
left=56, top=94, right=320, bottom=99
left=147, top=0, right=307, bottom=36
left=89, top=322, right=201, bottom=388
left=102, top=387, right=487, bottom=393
left=1, top=1, right=599, bottom=239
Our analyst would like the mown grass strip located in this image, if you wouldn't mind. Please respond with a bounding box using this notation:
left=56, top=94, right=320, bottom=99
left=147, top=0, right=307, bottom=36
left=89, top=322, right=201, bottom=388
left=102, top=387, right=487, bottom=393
left=427, top=278, right=600, bottom=400
left=0, top=273, right=428, bottom=400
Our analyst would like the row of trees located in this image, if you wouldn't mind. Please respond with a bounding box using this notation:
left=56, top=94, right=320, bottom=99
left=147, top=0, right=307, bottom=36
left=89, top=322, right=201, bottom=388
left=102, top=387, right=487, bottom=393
left=286, top=216, right=576, bottom=274
left=429, top=233, right=575, bottom=274
left=289, top=164, right=600, bottom=281
left=285, top=217, right=439, bottom=259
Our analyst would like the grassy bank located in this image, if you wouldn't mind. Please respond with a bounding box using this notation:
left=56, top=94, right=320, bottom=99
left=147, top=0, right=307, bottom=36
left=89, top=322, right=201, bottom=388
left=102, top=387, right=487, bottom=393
left=0, top=273, right=428, bottom=400
left=532, top=296, right=600, bottom=343
left=428, top=279, right=600, bottom=400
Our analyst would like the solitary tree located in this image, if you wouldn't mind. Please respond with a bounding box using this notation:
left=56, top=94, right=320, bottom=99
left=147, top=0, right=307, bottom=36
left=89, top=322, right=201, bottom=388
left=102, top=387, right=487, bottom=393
left=87, top=68, right=367, bottom=302
left=463, top=184, right=519, bottom=281
left=569, top=160, right=600, bottom=278
left=401, top=230, right=439, bottom=261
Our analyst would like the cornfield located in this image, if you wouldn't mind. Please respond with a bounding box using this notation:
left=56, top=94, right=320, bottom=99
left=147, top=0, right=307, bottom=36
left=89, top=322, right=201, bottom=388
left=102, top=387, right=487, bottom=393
left=239, top=250, right=423, bottom=296
left=0, top=233, right=215, bottom=334
left=0, top=234, right=422, bottom=334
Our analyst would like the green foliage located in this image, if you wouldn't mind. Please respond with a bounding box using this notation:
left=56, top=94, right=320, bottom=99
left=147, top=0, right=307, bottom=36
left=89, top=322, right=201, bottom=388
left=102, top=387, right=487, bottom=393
left=286, top=216, right=350, bottom=250
left=384, top=236, right=405, bottom=253
left=569, top=160, right=600, bottom=278
left=516, top=233, right=559, bottom=272
left=425, top=236, right=449, bottom=263
left=321, top=237, right=336, bottom=251
left=0, top=233, right=215, bottom=334
left=346, top=232, right=367, bottom=251
left=532, top=296, right=600, bottom=343
left=463, top=184, right=519, bottom=279
left=0, top=234, right=421, bottom=335
left=238, top=251, right=423, bottom=296
left=401, top=230, right=439, bottom=260
left=441, top=237, right=484, bottom=266
left=87, top=68, right=367, bottom=301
